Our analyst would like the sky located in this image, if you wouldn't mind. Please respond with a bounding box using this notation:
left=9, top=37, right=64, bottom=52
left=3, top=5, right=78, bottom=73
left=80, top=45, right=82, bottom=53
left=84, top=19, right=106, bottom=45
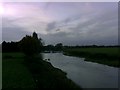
left=1, top=2, right=118, bottom=45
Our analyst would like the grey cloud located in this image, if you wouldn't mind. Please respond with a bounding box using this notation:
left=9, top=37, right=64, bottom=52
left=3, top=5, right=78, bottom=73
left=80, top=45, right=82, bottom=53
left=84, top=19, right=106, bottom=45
left=2, top=2, right=118, bottom=46
left=43, top=7, right=118, bottom=45
left=46, top=22, right=57, bottom=31
left=38, top=27, right=118, bottom=46
left=2, top=27, right=31, bottom=42
left=38, top=32, right=71, bottom=45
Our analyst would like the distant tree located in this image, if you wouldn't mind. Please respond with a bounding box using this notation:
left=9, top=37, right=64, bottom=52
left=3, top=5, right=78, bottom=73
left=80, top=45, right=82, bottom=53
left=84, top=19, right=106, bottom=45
left=33, top=32, right=38, bottom=40
left=19, top=32, right=43, bottom=56
left=2, top=41, right=20, bottom=52
left=33, top=32, right=43, bottom=51
left=46, top=45, right=55, bottom=51
left=55, top=43, right=63, bottom=51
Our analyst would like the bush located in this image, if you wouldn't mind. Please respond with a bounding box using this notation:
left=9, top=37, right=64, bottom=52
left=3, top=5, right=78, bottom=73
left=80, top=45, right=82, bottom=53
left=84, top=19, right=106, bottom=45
left=19, top=35, right=41, bottom=56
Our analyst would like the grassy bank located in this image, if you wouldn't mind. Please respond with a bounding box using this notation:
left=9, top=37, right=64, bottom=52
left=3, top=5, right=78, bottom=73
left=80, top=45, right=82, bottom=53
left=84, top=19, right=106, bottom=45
left=2, top=53, right=81, bottom=89
left=63, top=47, right=119, bottom=67
left=2, top=53, right=36, bottom=89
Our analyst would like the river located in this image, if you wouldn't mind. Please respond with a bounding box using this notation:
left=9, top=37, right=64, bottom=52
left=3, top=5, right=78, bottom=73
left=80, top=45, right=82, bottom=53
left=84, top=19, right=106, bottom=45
left=43, top=53, right=118, bottom=88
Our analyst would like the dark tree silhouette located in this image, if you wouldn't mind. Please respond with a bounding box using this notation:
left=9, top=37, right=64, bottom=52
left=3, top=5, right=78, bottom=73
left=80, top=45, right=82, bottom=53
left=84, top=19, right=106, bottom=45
left=46, top=45, right=55, bottom=51
left=33, top=32, right=38, bottom=40
left=2, top=41, right=20, bottom=52
left=19, top=32, right=43, bottom=56
left=33, top=32, right=43, bottom=51
left=55, top=43, right=63, bottom=51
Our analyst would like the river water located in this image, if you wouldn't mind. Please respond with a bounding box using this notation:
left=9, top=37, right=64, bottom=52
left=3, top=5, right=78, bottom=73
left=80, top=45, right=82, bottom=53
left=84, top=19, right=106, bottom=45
left=43, top=53, right=118, bottom=88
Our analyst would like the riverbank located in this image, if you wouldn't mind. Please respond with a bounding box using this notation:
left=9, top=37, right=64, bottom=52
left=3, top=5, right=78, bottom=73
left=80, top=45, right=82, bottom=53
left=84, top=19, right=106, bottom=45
left=3, top=53, right=36, bottom=89
left=63, top=47, right=119, bottom=67
left=2, top=53, right=81, bottom=89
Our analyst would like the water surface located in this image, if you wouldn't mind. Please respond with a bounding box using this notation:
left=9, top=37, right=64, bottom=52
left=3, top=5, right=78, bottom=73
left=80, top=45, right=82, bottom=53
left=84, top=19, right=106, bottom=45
left=43, top=53, right=118, bottom=88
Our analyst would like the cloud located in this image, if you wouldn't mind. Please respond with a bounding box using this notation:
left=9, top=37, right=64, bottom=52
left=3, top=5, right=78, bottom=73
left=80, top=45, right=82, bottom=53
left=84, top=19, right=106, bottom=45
left=2, top=26, right=30, bottom=42
left=2, top=2, right=118, bottom=45
left=46, top=21, right=56, bottom=31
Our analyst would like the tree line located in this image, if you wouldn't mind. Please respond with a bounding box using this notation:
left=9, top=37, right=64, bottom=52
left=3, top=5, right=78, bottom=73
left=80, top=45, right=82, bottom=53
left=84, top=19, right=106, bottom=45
left=2, top=32, right=43, bottom=55
left=2, top=32, right=120, bottom=53
left=2, top=32, right=63, bottom=53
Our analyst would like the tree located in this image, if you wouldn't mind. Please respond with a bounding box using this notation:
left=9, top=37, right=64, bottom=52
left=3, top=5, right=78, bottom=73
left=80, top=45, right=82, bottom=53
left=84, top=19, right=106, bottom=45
left=19, top=32, right=43, bottom=56
left=55, top=43, right=63, bottom=51
left=46, top=45, right=54, bottom=51
left=2, top=41, right=20, bottom=52
left=33, top=31, right=38, bottom=40
left=33, top=32, right=43, bottom=51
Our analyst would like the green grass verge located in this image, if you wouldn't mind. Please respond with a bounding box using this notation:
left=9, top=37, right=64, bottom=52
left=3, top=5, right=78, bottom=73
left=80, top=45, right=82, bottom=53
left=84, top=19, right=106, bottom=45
left=0, top=53, right=2, bottom=89
left=2, top=53, right=36, bottom=88
left=24, top=55, right=81, bottom=89
left=2, top=53, right=81, bottom=89
left=64, top=47, right=120, bottom=67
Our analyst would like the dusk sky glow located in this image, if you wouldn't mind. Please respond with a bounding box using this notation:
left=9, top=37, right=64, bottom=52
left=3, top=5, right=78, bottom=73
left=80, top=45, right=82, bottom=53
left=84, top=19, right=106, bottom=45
left=2, top=2, right=118, bottom=45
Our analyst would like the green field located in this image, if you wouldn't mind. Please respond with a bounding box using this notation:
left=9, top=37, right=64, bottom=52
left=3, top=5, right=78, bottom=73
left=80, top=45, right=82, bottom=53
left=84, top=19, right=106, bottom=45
left=64, top=47, right=119, bottom=56
left=2, top=53, right=36, bottom=88
left=0, top=53, right=2, bottom=89
left=64, top=47, right=119, bottom=67
left=2, top=53, right=81, bottom=89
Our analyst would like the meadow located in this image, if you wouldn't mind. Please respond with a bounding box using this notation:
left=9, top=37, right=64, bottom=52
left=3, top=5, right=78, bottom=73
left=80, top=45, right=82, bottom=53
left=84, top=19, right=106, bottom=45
left=64, top=47, right=119, bottom=67
left=2, top=53, right=36, bottom=88
left=2, top=53, right=81, bottom=89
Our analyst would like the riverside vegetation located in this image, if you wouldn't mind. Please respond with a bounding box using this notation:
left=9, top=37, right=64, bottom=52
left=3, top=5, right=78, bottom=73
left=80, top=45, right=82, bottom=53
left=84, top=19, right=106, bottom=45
left=2, top=32, right=119, bottom=89
left=2, top=53, right=80, bottom=89
left=2, top=32, right=81, bottom=89
left=64, top=47, right=119, bottom=67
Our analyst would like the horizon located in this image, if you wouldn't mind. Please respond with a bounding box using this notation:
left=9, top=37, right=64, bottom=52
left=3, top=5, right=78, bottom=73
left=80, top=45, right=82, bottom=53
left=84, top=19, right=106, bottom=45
left=2, top=2, right=118, bottom=46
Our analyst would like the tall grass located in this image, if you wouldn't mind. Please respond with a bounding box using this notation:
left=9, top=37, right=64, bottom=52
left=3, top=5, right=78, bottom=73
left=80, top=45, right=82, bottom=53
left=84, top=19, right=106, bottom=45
left=64, top=47, right=120, bottom=67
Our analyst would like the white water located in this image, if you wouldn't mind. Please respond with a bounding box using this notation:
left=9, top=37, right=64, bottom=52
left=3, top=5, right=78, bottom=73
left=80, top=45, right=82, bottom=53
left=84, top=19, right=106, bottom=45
left=43, top=53, right=119, bottom=88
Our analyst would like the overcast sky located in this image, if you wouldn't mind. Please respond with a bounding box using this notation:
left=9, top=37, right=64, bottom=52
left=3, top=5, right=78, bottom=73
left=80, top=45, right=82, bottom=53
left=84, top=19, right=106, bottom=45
left=2, top=2, right=118, bottom=45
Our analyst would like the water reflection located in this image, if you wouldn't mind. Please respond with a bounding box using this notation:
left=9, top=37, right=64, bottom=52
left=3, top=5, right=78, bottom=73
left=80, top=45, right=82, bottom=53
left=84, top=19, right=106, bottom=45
left=43, top=53, right=118, bottom=88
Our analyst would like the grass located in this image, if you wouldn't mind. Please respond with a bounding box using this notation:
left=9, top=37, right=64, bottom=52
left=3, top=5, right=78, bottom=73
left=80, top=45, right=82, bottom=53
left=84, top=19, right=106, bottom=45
left=24, top=55, right=81, bottom=89
left=64, top=47, right=119, bottom=56
left=64, top=47, right=120, bottom=67
left=2, top=53, right=25, bottom=59
left=2, top=53, right=81, bottom=89
left=0, top=53, right=2, bottom=89
left=2, top=53, right=36, bottom=89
